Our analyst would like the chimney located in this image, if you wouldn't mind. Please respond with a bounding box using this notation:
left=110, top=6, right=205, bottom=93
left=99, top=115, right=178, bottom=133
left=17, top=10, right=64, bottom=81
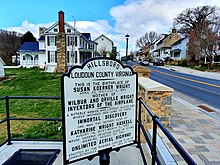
left=56, top=10, right=66, bottom=72
left=172, top=28, right=177, bottom=33
left=58, top=11, right=64, bottom=33
left=39, top=27, right=46, bottom=37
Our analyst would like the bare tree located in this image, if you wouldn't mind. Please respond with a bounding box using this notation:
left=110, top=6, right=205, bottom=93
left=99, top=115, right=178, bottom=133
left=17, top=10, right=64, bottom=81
left=136, top=31, right=159, bottom=54
left=174, top=5, right=220, bottom=68
left=0, top=30, right=21, bottom=65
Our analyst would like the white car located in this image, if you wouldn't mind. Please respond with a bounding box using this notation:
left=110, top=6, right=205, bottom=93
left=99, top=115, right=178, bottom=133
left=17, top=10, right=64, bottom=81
left=140, top=59, right=149, bottom=66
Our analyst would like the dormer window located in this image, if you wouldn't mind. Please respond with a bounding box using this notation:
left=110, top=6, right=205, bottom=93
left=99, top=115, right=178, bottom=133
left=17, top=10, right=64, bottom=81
left=54, top=28, right=58, bottom=32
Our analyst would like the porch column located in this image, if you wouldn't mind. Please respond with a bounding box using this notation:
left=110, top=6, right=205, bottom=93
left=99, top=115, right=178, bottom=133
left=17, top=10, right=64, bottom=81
left=77, top=51, right=80, bottom=65
left=32, top=55, right=34, bottom=66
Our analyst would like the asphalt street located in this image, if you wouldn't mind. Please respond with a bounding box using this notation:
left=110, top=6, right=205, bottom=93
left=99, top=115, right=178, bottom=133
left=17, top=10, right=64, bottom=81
left=127, top=61, right=220, bottom=109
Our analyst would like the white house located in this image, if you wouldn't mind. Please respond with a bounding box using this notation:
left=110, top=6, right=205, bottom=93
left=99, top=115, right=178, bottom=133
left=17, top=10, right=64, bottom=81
left=18, top=41, right=45, bottom=68
left=150, top=29, right=180, bottom=60
left=17, top=11, right=99, bottom=71
left=0, top=57, right=5, bottom=77
left=94, top=34, right=114, bottom=57
left=171, top=36, right=189, bottom=60
left=150, top=34, right=168, bottom=59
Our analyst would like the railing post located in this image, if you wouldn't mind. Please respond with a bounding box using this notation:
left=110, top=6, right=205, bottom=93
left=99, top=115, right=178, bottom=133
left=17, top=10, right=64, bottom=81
left=152, top=116, right=158, bottom=165
left=137, top=98, right=142, bottom=148
left=99, top=149, right=110, bottom=165
left=6, top=96, right=12, bottom=145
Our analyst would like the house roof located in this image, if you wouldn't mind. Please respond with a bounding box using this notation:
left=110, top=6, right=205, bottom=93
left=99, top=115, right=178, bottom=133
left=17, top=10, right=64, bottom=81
left=44, top=21, right=81, bottom=35
left=0, top=57, right=6, bottom=65
left=172, top=36, right=188, bottom=46
left=156, top=34, right=169, bottom=45
left=38, top=35, right=45, bottom=41
left=171, top=48, right=182, bottom=52
left=94, top=34, right=113, bottom=45
left=18, top=42, right=41, bottom=52
left=82, top=33, right=91, bottom=40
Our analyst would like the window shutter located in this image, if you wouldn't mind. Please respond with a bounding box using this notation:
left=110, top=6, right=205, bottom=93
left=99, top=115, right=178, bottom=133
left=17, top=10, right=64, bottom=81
left=67, top=51, right=69, bottom=63
left=47, top=36, right=50, bottom=46
left=67, top=36, right=70, bottom=46
left=55, top=36, right=57, bottom=46
left=75, top=36, right=77, bottom=46
left=48, top=51, right=50, bottom=63
left=55, top=51, right=57, bottom=63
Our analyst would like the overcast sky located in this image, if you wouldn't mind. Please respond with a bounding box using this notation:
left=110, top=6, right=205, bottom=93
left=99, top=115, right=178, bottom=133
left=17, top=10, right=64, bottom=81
left=1, top=0, right=220, bottom=56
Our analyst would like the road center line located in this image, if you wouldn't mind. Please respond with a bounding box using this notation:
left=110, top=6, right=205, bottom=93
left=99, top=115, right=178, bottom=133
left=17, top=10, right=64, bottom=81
left=151, top=69, right=220, bottom=88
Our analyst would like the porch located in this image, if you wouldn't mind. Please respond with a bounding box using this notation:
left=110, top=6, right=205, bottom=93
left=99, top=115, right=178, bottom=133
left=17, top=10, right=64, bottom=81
left=20, top=54, right=39, bottom=68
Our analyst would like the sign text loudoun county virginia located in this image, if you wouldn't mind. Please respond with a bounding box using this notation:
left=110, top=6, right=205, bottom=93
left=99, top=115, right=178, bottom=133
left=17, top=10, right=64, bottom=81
left=63, top=58, right=137, bottom=162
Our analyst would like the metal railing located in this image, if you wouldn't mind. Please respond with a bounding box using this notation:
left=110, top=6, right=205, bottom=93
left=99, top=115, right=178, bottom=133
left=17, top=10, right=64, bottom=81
left=0, top=96, right=62, bottom=147
left=137, top=98, right=196, bottom=165
left=0, top=96, right=196, bottom=164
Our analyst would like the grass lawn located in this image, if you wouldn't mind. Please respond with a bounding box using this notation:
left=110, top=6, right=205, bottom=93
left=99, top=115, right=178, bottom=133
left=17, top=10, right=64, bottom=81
left=0, top=68, right=62, bottom=142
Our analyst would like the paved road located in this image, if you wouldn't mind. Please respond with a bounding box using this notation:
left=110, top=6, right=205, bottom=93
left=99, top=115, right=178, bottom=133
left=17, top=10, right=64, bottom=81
left=127, top=61, right=220, bottom=109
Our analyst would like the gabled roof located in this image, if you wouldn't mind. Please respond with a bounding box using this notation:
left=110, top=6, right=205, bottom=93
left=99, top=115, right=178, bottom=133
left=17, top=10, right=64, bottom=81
left=172, top=37, right=188, bottom=46
left=38, top=35, right=45, bottom=41
left=82, top=33, right=91, bottom=40
left=94, top=34, right=113, bottom=45
left=0, top=57, right=5, bottom=65
left=44, top=21, right=81, bottom=35
left=156, top=34, right=169, bottom=45
left=18, top=42, right=41, bottom=52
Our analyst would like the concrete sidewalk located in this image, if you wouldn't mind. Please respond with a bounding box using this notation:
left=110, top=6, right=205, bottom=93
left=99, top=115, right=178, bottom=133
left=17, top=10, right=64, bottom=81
left=159, top=91, right=220, bottom=164
left=162, top=65, right=220, bottom=80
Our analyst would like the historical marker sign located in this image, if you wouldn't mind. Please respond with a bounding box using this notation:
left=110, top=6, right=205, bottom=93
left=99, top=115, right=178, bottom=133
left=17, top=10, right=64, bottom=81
left=62, top=57, right=137, bottom=164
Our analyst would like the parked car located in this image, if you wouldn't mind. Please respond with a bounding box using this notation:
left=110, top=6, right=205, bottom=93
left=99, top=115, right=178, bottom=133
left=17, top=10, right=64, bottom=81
left=153, top=59, right=164, bottom=66
left=121, top=56, right=126, bottom=62
left=164, top=57, right=173, bottom=63
left=140, top=59, right=150, bottom=66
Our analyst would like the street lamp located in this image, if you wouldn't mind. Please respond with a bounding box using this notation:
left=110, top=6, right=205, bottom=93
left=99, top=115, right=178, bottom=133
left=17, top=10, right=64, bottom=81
left=125, top=34, right=129, bottom=64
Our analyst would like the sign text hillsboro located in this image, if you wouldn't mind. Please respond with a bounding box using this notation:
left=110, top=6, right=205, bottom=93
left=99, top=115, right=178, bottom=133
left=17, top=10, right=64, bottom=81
left=62, top=58, right=137, bottom=163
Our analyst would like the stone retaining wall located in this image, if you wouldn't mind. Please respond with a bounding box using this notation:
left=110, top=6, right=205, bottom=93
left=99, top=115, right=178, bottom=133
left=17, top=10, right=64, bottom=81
left=132, top=66, right=173, bottom=142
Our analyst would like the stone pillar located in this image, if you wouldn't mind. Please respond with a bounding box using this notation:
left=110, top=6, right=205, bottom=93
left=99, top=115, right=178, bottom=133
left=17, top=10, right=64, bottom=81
left=132, top=66, right=151, bottom=78
left=56, top=33, right=66, bottom=72
left=132, top=65, right=173, bottom=143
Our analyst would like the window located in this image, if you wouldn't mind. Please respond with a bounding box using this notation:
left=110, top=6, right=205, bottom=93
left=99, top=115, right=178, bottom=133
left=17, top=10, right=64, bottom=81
left=48, top=51, right=57, bottom=63
left=47, top=36, right=56, bottom=46
left=67, top=36, right=73, bottom=46
left=89, top=44, right=94, bottom=49
left=67, top=36, right=78, bottom=46
left=54, top=28, right=58, bottom=32
left=67, top=29, right=71, bottom=33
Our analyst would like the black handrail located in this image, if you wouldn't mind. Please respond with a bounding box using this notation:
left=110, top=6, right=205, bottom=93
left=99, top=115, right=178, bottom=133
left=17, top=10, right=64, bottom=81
left=137, top=98, right=196, bottom=165
left=0, top=96, right=62, bottom=146
left=0, top=96, right=196, bottom=164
